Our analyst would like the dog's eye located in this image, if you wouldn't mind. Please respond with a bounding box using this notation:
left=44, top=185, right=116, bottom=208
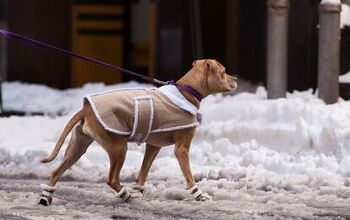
left=221, top=72, right=225, bottom=78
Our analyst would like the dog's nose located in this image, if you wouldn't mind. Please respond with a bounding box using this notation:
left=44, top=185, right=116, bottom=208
left=227, top=73, right=238, bottom=81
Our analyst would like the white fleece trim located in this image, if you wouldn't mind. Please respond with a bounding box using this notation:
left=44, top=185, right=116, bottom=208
left=150, top=122, right=199, bottom=133
left=144, top=98, right=154, bottom=143
left=158, top=85, right=198, bottom=115
left=129, top=96, right=154, bottom=143
left=87, top=87, right=155, bottom=97
left=129, top=98, right=140, bottom=139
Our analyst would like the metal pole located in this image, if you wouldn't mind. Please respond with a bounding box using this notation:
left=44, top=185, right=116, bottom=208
left=266, top=0, right=289, bottom=99
left=318, top=2, right=341, bottom=104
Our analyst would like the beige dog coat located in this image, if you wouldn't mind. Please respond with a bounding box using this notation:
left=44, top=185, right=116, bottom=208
left=85, top=85, right=199, bottom=144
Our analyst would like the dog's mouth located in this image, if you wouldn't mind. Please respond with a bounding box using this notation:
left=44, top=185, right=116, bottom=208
left=227, top=75, right=238, bottom=91
left=232, top=81, right=238, bottom=90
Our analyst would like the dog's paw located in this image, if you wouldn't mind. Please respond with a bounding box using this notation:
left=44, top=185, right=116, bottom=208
left=188, top=185, right=212, bottom=202
left=115, top=186, right=132, bottom=202
left=39, top=184, right=55, bottom=206
left=38, top=196, right=51, bottom=206
left=129, top=184, right=145, bottom=199
left=195, top=193, right=212, bottom=202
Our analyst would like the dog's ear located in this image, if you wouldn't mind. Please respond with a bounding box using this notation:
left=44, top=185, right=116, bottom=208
left=192, top=60, right=198, bottom=66
left=204, top=60, right=212, bottom=73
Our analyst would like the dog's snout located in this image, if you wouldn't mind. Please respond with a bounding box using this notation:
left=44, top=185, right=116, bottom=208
left=228, top=74, right=238, bottom=82
left=232, top=75, right=238, bottom=81
left=227, top=72, right=238, bottom=81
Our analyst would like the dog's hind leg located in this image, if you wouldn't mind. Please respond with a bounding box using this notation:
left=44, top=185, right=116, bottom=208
left=130, top=144, right=161, bottom=198
left=39, top=124, right=93, bottom=206
left=103, top=136, right=130, bottom=202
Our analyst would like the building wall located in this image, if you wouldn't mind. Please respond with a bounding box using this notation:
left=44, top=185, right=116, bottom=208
left=3, top=0, right=349, bottom=91
left=287, top=0, right=319, bottom=91
left=6, top=0, right=71, bottom=89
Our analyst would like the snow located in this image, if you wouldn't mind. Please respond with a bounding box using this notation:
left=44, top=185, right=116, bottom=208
left=341, top=4, right=350, bottom=29
left=321, top=0, right=341, bottom=5
left=2, top=81, right=350, bottom=217
left=340, top=70, right=350, bottom=83
left=2, top=178, right=350, bottom=219
left=2, top=81, right=152, bottom=115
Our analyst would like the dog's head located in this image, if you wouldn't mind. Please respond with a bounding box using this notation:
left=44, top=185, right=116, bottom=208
left=192, top=59, right=238, bottom=94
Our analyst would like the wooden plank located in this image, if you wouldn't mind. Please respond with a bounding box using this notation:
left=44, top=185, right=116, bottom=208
left=131, top=42, right=149, bottom=67
left=71, top=5, right=124, bottom=87
left=74, top=5, right=124, bottom=14
left=71, top=35, right=123, bottom=86
left=76, top=21, right=124, bottom=29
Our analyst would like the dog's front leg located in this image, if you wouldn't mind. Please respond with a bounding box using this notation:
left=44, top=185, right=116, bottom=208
left=131, top=144, right=161, bottom=198
left=174, top=129, right=210, bottom=201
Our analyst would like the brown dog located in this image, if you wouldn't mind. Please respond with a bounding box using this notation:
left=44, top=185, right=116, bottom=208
left=38, top=59, right=237, bottom=206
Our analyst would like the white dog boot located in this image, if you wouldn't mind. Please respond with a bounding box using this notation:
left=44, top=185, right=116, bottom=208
left=115, top=186, right=132, bottom=202
left=187, top=185, right=212, bottom=201
left=39, top=184, right=55, bottom=206
left=129, top=184, right=145, bottom=199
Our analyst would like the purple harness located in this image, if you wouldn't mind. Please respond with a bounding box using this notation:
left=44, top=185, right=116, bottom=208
left=168, top=80, right=204, bottom=102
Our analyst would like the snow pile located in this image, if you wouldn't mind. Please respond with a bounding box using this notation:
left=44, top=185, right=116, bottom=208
left=2, top=82, right=350, bottom=195
left=341, top=4, right=350, bottom=29
left=339, top=70, right=350, bottom=83
left=321, top=0, right=341, bottom=5
left=2, top=81, right=152, bottom=115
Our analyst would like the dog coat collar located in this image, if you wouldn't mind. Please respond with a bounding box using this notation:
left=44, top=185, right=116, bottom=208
left=168, top=80, right=204, bottom=102
left=158, top=85, right=198, bottom=115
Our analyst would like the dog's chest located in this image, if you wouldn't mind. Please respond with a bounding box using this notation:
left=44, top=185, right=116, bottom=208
left=85, top=88, right=199, bottom=144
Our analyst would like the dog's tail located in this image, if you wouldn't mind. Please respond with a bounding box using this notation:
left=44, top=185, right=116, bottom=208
left=41, top=110, right=84, bottom=163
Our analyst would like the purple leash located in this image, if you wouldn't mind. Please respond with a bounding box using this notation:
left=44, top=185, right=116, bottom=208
left=0, top=28, right=167, bottom=85
left=0, top=29, right=204, bottom=104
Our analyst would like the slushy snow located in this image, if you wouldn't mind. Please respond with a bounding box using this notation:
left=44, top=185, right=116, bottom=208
left=3, top=81, right=350, bottom=218
left=342, top=4, right=350, bottom=29
left=2, top=81, right=350, bottom=195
